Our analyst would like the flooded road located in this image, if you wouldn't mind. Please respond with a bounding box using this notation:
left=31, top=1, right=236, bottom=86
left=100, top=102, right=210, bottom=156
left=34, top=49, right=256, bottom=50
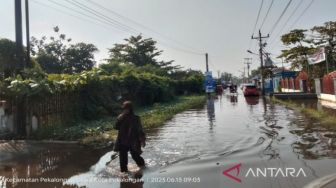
left=1, top=91, right=336, bottom=188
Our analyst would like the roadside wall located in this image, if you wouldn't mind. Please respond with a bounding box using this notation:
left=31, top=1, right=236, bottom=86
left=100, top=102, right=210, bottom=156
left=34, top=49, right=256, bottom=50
left=316, top=71, right=336, bottom=102
left=280, top=71, right=308, bottom=93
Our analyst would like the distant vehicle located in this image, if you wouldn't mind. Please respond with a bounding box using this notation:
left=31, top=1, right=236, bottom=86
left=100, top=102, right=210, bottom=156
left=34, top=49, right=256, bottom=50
left=222, top=81, right=231, bottom=89
left=215, top=85, right=224, bottom=93
left=240, top=83, right=248, bottom=90
left=243, top=84, right=259, bottom=96
left=229, top=84, right=237, bottom=93
left=240, top=83, right=254, bottom=90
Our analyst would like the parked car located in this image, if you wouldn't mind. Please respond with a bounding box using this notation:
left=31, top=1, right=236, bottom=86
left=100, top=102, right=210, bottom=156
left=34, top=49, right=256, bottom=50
left=243, top=84, right=259, bottom=96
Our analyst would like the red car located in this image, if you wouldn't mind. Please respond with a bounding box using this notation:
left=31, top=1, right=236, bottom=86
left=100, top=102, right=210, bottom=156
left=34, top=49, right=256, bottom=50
left=243, top=84, right=259, bottom=96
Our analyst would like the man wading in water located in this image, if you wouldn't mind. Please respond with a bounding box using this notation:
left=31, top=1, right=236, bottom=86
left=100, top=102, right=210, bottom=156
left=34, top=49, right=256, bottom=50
left=113, top=101, right=146, bottom=173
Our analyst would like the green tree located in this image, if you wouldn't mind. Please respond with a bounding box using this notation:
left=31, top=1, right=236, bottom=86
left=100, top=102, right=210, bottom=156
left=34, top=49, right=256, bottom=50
left=250, top=69, right=259, bottom=79
left=250, top=67, right=273, bottom=80
left=311, top=21, right=336, bottom=71
left=107, top=35, right=177, bottom=73
left=220, top=72, right=233, bottom=82
left=0, top=38, right=20, bottom=77
left=99, top=60, right=125, bottom=74
left=31, top=26, right=97, bottom=74
left=278, top=29, right=315, bottom=71
left=31, top=26, right=70, bottom=73
left=64, top=43, right=98, bottom=73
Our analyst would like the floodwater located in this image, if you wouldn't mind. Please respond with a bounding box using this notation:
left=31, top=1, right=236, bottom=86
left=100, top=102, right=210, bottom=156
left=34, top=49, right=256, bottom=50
left=1, top=91, right=336, bottom=188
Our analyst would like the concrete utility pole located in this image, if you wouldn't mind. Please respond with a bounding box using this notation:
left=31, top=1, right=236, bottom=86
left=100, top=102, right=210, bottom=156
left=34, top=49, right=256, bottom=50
left=281, top=57, right=285, bottom=79
left=205, top=53, right=209, bottom=72
left=25, top=0, right=31, bottom=67
left=15, top=0, right=26, bottom=136
left=252, top=30, right=269, bottom=95
left=15, top=0, right=24, bottom=69
left=244, top=58, right=252, bottom=82
left=243, top=67, right=246, bottom=83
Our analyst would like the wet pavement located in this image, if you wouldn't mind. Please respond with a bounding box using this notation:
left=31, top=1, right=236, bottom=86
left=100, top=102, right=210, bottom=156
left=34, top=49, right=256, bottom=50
left=1, top=91, right=336, bottom=188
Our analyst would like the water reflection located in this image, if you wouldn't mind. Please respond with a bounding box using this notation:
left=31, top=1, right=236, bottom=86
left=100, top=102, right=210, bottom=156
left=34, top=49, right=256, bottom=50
left=290, top=126, right=336, bottom=159
left=244, top=97, right=259, bottom=106
left=259, top=98, right=282, bottom=160
left=206, top=96, right=215, bottom=128
left=0, top=143, right=108, bottom=188
left=286, top=100, right=336, bottom=159
left=230, top=95, right=238, bottom=103
left=2, top=96, right=336, bottom=188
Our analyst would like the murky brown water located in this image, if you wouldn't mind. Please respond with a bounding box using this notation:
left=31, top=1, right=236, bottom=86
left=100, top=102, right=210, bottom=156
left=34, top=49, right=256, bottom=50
left=1, top=91, right=336, bottom=188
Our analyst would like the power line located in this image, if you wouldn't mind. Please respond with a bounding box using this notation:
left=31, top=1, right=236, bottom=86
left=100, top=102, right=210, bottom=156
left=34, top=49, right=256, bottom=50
left=63, top=0, right=139, bottom=34
left=248, top=0, right=264, bottom=50
left=259, top=0, right=275, bottom=30
left=269, top=0, right=314, bottom=51
left=156, top=42, right=205, bottom=56
left=31, top=0, right=112, bottom=31
left=288, top=0, right=315, bottom=31
left=268, top=0, right=304, bottom=48
left=65, top=0, right=204, bottom=56
left=268, top=0, right=293, bottom=35
left=84, top=0, right=204, bottom=55
left=37, top=0, right=203, bottom=56
left=46, top=0, right=129, bottom=32
left=251, top=0, right=264, bottom=36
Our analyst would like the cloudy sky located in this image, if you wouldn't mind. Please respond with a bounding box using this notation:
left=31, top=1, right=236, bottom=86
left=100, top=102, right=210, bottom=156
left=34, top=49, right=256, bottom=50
left=1, top=0, right=335, bottom=76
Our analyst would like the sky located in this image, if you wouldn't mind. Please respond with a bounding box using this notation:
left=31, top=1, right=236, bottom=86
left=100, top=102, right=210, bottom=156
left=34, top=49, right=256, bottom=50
left=0, top=0, right=335, bottom=77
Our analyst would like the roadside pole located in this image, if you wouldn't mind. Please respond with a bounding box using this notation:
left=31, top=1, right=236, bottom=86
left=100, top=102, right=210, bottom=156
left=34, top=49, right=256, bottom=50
left=25, top=0, right=31, bottom=67
left=205, top=53, right=211, bottom=96
left=206, top=53, right=209, bottom=72
left=252, top=30, right=269, bottom=95
left=15, top=0, right=24, bottom=68
left=15, top=0, right=26, bottom=136
left=244, top=58, right=252, bottom=82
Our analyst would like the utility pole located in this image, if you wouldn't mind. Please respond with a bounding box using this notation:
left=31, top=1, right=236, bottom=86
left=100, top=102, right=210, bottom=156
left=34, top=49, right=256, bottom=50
left=15, top=0, right=24, bottom=69
left=244, top=58, right=252, bottom=82
left=205, top=53, right=209, bottom=72
left=15, top=0, right=26, bottom=136
left=252, top=30, right=269, bottom=95
left=25, top=0, right=31, bottom=67
left=281, top=57, right=284, bottom=79
left=243, top=67, right=246, bottom=83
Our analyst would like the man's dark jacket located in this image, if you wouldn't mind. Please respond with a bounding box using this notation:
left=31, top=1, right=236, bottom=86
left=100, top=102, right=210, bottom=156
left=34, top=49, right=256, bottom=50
left=113, top=113, right=146, bottom=153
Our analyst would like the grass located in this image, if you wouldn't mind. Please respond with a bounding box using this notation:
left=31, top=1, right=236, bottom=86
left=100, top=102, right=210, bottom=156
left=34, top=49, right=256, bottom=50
left=140, top=95, right=206, bottom=128
left=272, top=97, right=336, bottom=129
left=32, top=95, right=206, bottom=148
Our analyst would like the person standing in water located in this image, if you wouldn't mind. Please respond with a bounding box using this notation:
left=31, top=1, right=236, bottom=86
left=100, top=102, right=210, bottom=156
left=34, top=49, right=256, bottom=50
left=114, top=101, right=146, bottom=172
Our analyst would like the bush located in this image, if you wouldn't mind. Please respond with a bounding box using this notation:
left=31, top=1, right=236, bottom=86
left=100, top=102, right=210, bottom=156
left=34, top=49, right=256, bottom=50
left=3, top=66, right=204, bottom=127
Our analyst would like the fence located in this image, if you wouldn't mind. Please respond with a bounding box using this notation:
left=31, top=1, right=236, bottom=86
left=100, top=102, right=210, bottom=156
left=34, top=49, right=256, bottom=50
left=280, top=71, right=308, bottom=92
left=322, top=72, right=336, bottom=94
left=314, top=71, right=336, bottom=102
